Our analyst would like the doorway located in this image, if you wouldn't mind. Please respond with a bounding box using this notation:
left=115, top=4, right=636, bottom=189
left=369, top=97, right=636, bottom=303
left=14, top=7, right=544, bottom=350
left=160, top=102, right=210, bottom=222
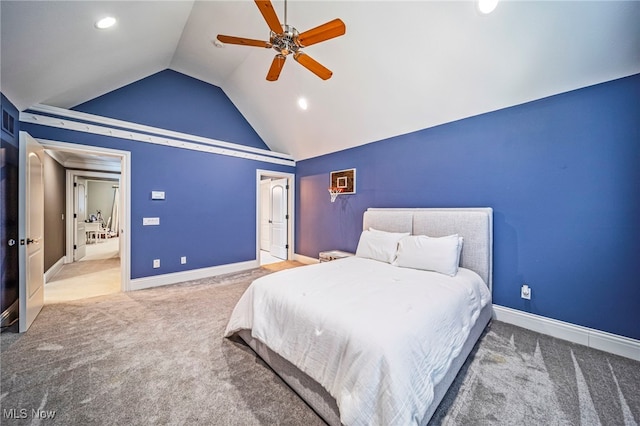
left=38, top=140, right=131, bottom=302
left=44, top=172, right=122, bottom=303
left=256, top=170, right=294, bottom=266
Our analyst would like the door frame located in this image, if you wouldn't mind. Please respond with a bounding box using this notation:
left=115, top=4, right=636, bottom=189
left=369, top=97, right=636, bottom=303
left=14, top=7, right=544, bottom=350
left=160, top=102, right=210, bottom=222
left=37, top=139, right=131, bottom=292
left=67, top=170, right=120, bottom=262
left=256, top=170, right=294, bottom=262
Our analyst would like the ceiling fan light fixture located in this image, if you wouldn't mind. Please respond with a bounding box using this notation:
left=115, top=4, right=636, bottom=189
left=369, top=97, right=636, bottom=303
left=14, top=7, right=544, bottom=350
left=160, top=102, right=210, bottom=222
left=95, top=16, right=117, bottom=30
left=478, top=0, right=499, bottom=14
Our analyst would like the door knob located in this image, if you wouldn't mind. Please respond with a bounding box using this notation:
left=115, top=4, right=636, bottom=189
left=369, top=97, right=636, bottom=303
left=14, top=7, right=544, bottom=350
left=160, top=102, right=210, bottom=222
left=8, top=239, right=16, bottom=246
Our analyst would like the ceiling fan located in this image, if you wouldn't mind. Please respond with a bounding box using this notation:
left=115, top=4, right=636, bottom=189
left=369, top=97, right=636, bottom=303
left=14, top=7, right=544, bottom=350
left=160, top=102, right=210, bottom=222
left=216, top=0, right=346, bottom=81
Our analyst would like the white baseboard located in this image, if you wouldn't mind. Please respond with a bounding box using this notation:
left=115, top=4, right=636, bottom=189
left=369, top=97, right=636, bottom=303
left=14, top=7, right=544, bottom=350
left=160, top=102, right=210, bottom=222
left=44, top=256, right=66, bottom=284
left=129, top=260, right=259, bottom=291
left=293, top=253, right=319, bottom=264
left=493, top=305, right=640, bottom=361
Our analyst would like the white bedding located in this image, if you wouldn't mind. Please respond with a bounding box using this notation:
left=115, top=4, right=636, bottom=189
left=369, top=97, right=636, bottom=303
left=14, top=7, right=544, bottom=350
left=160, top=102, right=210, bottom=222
left=225, top=256, right=492, bottom=426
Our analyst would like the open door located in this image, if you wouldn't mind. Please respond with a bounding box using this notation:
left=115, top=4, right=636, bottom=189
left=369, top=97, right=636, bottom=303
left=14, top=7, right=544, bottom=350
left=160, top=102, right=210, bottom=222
left=74, top=177, right=87, bottom=261
left=18, top=132, right=44, bottom=332
left=269, top=178, right=288, bottom=260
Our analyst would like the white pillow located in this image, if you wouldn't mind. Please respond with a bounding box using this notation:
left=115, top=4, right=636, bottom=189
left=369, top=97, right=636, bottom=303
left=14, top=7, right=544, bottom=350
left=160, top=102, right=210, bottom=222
left=393, top=234, right=463, bottom=276
left=355, top=229, right=410, bottom=263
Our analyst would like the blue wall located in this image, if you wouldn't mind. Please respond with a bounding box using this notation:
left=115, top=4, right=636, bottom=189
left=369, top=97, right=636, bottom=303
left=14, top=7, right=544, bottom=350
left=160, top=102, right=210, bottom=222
left=73, top=69, right=269, bottom=151
left=295, top=74, right=640, bottom=340
left=21, top=71, right=293, bottom=279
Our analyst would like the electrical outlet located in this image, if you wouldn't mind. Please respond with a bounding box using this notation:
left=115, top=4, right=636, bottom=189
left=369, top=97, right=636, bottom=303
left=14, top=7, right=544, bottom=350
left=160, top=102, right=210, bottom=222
left=521, top=284, right=531, bottom=300
left=153, top=259, right=160, bottom=269
left=180, top=256, right=187, bottom=264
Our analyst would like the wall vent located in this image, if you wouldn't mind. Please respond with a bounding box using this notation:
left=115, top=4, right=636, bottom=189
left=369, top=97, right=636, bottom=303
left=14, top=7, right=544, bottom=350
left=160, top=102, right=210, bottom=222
left=2, top=108, right=15, bottom=136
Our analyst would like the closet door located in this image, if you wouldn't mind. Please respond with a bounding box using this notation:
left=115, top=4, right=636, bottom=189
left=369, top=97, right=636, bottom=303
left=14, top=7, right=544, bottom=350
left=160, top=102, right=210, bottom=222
left=269, top=178, right=288, bottom=260
left=74, top=177, right=87, bottom=260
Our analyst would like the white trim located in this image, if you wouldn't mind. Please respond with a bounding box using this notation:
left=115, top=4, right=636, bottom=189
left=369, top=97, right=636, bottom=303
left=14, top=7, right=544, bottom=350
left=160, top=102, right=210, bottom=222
left=64, top=169, right=121, bottom=262
left=21, top=105, right=294, bottom=167
left=129, top=260, right=258, bottom=291
left=493, top=305, right=640, bottom=361
left=293, top=253, right=319, bottom=265
left=42, top=140, right=131, bottom=293
left=256, top=170, right=295, bottom=264
left=44, top=256, right=65, bottom=283
left=31, top=103, right=293, bottom=159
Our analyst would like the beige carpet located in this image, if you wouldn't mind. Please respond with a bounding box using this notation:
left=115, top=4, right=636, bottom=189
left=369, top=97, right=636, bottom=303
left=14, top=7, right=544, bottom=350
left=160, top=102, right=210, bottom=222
left=45, top=237, right=121, bottom=304
left=45, top=258, right=121, bottom=304
left=80, top=237, right=119, bottom=261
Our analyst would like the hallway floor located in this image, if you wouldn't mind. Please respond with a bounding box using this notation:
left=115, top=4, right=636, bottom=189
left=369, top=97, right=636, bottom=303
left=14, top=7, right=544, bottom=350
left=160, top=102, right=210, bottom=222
left=45, top=237, right=120, bottom=304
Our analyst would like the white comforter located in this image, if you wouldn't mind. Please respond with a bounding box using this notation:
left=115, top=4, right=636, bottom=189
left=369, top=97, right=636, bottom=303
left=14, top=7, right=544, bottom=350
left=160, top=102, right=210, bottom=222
left=225, top=257, right=491, bottom=426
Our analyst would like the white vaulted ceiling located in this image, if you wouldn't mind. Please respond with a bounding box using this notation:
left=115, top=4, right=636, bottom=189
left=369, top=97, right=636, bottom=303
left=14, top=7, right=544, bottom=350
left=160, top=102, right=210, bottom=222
left=2, top=1, right=639, bottom=160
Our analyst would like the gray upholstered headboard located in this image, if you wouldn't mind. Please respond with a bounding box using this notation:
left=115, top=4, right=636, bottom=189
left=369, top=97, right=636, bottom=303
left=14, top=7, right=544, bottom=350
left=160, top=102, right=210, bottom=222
left=362, top=208, right=493, bottom=290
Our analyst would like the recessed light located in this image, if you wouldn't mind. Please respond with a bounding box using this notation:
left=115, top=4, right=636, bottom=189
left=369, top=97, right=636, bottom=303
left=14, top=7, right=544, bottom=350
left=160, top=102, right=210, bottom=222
left=298, top=98, right=308, bottom=110
left=95, top=16, right=117, bottom=30
left=478, top=0, right=498, bottom=14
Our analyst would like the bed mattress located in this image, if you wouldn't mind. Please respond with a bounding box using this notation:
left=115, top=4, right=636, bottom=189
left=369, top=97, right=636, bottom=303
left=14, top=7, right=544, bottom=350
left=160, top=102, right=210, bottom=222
left=226, top=256, right=492, bottom=425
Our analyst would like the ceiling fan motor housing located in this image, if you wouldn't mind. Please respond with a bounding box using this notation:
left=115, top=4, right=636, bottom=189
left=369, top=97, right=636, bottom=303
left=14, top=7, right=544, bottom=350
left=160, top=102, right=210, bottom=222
left=270, top=25, right=301, bottom=56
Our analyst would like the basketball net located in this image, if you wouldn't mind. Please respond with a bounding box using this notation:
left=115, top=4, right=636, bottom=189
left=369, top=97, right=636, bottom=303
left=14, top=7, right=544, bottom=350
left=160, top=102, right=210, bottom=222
left=328, top=187, right=343, bottom=203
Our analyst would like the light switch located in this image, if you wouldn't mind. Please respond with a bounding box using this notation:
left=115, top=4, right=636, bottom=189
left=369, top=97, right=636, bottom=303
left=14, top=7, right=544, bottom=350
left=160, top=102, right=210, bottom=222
left=143, top=217, right=160, bottom=226
left=151, top=191, right=165, bottom=200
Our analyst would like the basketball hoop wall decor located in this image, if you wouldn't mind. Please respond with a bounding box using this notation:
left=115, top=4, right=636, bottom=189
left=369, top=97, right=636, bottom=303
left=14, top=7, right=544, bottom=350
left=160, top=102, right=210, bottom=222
left=329, top=168, right=356, bottom=202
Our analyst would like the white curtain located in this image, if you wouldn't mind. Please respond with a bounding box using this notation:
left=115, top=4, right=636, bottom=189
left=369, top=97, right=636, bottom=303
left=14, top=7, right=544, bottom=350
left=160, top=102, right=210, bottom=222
left=111, top=187, right=120, bottom=235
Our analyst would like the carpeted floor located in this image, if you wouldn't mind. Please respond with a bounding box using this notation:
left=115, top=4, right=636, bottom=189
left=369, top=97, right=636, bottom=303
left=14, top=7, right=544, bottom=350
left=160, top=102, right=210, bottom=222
left=1, top=264, right=639, bottom=425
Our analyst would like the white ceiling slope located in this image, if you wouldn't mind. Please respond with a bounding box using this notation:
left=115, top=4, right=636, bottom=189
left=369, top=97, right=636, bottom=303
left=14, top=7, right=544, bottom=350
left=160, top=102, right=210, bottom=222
left=2, top=1, right=639, bottom=161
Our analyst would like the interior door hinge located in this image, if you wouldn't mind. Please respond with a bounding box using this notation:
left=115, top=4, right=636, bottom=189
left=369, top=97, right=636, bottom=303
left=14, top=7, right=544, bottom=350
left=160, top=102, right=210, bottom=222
left=286, top=184, right=289, bottom=190
left=74, top=213, right=77, bottom=219
left=285, top=214, right=289, bottom=220
left=74, top=182, right=77, bottom=187
left=74, top=244, right=77, bottom=250
left=285, top=244, right=289, bottom=249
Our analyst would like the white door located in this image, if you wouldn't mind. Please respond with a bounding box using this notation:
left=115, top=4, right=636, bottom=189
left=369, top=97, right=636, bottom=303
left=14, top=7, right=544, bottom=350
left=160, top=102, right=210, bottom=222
left=269, top=178, right=288, bottom=260
left=74, top=177, right=87, bottom=261
left=18, top=132, right=44, bottom=332
left=260, top=180, right=271, bottom=251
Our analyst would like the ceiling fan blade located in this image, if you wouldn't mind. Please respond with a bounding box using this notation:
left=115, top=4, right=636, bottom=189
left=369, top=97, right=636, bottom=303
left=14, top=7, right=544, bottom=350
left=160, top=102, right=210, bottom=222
left=266, top=54, right=286, bottom=81
left=216, top=35, right=271, bottom=48
left=293, top=52, right=333, bottom=80
left=298, top=18, right=346, bottom=47
left=255, top=0, right=283, bottom=34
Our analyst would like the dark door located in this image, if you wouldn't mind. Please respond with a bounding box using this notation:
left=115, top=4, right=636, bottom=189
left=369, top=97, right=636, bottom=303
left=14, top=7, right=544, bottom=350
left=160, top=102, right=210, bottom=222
left=1, top=111, right=19, bottom=328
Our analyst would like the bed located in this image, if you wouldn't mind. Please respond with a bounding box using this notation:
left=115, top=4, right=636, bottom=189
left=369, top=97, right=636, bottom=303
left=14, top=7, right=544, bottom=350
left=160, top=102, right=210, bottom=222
left=225, top=207, right=493, bottom=425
